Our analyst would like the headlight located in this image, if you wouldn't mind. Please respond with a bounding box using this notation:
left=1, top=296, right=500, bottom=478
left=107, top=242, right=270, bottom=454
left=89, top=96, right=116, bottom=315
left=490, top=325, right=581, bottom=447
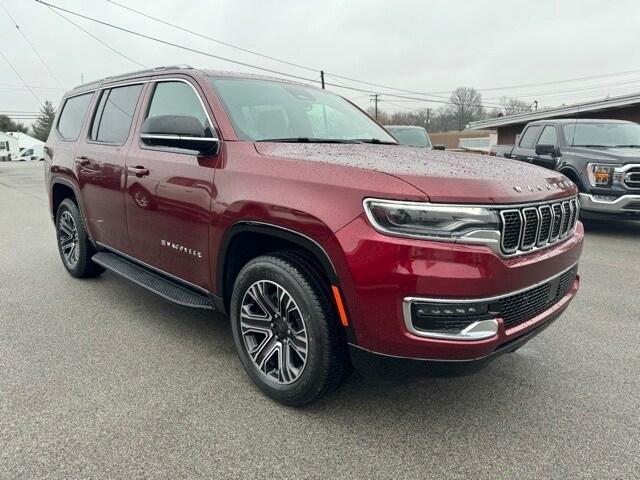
left=363, top=199, right=499, bottom=240
left=587, top=163, right=620, bottom=187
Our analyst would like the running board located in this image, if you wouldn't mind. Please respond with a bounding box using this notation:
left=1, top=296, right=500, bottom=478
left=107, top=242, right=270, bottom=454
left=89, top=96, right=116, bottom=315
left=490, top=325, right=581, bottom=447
left=92, top=252, right=215, bottom=310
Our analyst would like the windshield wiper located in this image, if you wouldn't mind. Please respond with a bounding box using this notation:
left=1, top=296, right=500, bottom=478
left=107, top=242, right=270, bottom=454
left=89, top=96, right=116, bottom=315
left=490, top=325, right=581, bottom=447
left=256, top=137, right=362, bottom=144
left=613, top=144, right=640, bottom=148
left=354, top=138, right=398, bottom=145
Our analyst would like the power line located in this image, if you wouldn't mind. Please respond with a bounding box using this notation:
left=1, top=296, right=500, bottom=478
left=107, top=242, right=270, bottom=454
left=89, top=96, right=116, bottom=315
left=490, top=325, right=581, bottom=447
left=35, top=1, right=457, bottom=105
left=0, top=47, right=41, bottom=104
left=110, top=0, right=640, bottom=104
left=36, top=1, right=325, bottom=83
left=0, top=1, right=65, bottom=89
left=103, top=0, right=487, bottom=105
left=35, top=1, right=506, bottom=109
left=0, top=84, right=65, bottom=91
left=105, top=0, right=317, bottom=74
left=484, top=76, right=640, bottom=101
left=45, top=6, right=147, bottom=69
left=70, top=0, right=640, bottom=107
left=426, top=68, right=640, bottom=96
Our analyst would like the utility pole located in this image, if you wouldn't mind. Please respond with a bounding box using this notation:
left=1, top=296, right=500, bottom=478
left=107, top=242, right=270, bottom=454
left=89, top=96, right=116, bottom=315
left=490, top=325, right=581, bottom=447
left=320, top=70, right=325, bottom=89
left=370, top=94, right=380, bottom=120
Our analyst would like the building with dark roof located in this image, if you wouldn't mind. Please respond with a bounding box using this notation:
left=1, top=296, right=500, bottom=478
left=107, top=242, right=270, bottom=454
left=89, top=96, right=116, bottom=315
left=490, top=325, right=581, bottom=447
left=468, top=92, right=640, bottom=144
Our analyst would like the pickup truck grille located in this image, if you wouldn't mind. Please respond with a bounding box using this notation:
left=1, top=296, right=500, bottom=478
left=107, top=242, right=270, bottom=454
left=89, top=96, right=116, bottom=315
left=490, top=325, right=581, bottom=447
left=499, top=198, right=578, bottom=254
left=498, top=265, right=578, bottom=328
left=624, top=168, right=640, bottom=189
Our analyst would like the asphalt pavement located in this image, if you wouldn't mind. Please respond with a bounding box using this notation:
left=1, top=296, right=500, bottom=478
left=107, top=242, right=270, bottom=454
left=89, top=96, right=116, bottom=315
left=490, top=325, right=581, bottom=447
left=1, top=161, right=639, bottom=479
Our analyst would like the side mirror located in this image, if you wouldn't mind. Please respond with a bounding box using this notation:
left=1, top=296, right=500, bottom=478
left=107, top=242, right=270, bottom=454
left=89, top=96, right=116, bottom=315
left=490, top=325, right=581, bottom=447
left=433, top=144, right=446, bottom=151
left=535, top=144, right=558, bottom=157
left=141, top=115, right=218, bottom=154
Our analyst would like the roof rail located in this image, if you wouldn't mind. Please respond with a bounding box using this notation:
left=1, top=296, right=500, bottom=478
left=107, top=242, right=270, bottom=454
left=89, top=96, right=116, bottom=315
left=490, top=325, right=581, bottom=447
left=72, top=65, right=194, bottom=91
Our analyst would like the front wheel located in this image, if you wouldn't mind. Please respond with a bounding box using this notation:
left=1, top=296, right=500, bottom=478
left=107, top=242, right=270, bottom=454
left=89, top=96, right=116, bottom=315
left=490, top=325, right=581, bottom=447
left=230, top=253, right=348, bottom=406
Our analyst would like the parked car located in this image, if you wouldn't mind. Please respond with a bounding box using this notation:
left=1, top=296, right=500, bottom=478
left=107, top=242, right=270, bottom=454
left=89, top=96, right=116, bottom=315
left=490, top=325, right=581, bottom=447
left=15, top=143, right=45, bottom=161
left=385, top=125, right=432, bottom=148
left=491, top=119, right=640, bottom=217
left=45, top=66, right=583, bottom=405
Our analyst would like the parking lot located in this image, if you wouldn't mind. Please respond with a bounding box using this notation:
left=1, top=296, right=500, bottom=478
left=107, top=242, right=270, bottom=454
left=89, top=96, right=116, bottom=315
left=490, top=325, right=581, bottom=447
left=1, top=161, right=638, bottom=479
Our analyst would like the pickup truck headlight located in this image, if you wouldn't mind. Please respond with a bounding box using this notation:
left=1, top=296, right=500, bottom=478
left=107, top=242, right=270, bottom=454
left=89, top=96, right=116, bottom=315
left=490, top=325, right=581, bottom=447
left=363, top=199, right=500, bottom=240
left=587, top=163, right=620, bottom=187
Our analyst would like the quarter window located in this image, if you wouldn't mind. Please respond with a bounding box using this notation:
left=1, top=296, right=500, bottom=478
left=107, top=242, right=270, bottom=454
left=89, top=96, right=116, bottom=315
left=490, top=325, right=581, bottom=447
left=57, top=93, right=93, bottom=140
left=90, top=84, right=143, bottom=144
left=537, top=125, right=558, bottom=146
left=146, top=81, right=211, bottom=135
left=518, top=125, right=542, bottom=149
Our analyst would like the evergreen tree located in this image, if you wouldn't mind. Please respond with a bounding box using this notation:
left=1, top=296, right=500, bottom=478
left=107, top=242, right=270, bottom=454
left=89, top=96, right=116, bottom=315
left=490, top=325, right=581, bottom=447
left=31, top=101, right=56, bottom=141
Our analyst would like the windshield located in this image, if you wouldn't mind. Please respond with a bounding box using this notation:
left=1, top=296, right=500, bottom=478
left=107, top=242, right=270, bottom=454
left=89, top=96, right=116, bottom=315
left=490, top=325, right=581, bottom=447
left=386, top=127, right=431, bottom=148
left=563, top=122, right=640, bottom=147
left=209, top=77, right=396, bottom=143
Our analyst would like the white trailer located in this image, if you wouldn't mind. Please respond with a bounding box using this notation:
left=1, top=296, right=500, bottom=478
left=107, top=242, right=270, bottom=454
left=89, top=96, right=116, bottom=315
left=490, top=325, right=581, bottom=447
left=0, top=132, right=19, bottom=161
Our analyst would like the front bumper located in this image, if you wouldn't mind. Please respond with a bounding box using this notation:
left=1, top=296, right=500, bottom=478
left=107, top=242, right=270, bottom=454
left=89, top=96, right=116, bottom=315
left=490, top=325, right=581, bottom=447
left=327, top=214, right=584, bottom=361
left=579, top=192, right=640, bottom=214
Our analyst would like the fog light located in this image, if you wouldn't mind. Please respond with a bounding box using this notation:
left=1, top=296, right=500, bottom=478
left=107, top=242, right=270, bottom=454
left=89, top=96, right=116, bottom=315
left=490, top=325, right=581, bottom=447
left=416, top=302, right=489, bottom=318
left=405, top=299, right=499, bottom=340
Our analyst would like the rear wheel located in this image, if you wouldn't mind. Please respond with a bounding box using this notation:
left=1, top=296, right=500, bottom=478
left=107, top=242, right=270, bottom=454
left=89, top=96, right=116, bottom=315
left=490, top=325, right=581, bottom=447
left=230, top=253, right=348, bottom=406
left=55, top=198, right=104, bottom=278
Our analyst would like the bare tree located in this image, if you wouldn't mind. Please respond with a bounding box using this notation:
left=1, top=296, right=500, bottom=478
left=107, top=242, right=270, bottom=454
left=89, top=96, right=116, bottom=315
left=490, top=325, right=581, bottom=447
left=387, top=108, right=432, bottom=129
left=365, top=106, right=390, bottom=125
left=449, top=87, right=483, bottom=130
left=499, top=96, right=531, bottom=116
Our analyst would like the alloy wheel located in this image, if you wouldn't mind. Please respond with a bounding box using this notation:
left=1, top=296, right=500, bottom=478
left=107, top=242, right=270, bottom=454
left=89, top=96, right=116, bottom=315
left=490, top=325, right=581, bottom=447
left=58, top=210, right=79, bottom=268
left=240, top=280, right=308, bottom=384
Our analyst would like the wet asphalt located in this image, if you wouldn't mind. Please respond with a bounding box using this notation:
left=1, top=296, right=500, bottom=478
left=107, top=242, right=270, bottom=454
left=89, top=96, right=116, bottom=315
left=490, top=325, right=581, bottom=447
left=1, top=161, right=639, bottom=479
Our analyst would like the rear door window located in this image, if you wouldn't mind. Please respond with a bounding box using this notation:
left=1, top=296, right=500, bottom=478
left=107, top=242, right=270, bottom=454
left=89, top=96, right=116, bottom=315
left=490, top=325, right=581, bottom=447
left=57, top=93, right=93, bottom=140
left=518, top=125, right=542, bottom=149
left=90, top=84, right=143, bottom=144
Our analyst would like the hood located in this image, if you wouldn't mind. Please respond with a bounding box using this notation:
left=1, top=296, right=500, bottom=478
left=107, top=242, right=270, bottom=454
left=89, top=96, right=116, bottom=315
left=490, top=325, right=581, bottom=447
left=254, top=143, right=576, bottom=204
left=568, top=146, right=640, bottom=162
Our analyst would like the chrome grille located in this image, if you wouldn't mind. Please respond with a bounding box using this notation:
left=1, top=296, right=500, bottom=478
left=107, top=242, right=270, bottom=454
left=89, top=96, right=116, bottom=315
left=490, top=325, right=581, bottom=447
left=521, top=208, right=539, bottom=250
left=537, top=205, right=552, bottom=245
left=550, top=203, right=562, bottom=240
left=500, top=210, right=523, bottom=253
left=499, top=198, right=579, bottom=255
left=624, top=168, right=640, bottom=189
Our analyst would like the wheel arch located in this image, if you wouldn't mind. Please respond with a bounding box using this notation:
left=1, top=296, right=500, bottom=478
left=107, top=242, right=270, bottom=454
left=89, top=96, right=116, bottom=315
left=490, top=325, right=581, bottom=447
left=216, top=222, right=339, bottom=314
left=558, top=165, right=585, bottom=191
left=50, top=177, right=93, bottom=241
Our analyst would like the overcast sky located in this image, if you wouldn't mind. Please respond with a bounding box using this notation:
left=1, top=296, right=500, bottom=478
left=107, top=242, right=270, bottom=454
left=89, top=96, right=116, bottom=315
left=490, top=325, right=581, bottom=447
left=2, top=0, right=640, bottom=123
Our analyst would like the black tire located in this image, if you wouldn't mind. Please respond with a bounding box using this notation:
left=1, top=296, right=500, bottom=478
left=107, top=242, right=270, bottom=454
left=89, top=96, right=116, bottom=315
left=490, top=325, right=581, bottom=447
left=55, top=198, right=104, bottom=278
left=230, top=252, right=348, bottom=406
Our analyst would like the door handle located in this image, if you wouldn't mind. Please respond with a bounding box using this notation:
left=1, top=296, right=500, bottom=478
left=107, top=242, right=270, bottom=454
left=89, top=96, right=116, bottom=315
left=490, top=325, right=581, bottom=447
left=128, top=166, right=150, bottom=177
left=75, top=156, right=89, bottom=166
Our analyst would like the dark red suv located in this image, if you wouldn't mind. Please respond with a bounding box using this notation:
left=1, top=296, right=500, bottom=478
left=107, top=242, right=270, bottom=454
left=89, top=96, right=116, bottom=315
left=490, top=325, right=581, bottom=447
left=45, top=66, right=583, bottom=405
